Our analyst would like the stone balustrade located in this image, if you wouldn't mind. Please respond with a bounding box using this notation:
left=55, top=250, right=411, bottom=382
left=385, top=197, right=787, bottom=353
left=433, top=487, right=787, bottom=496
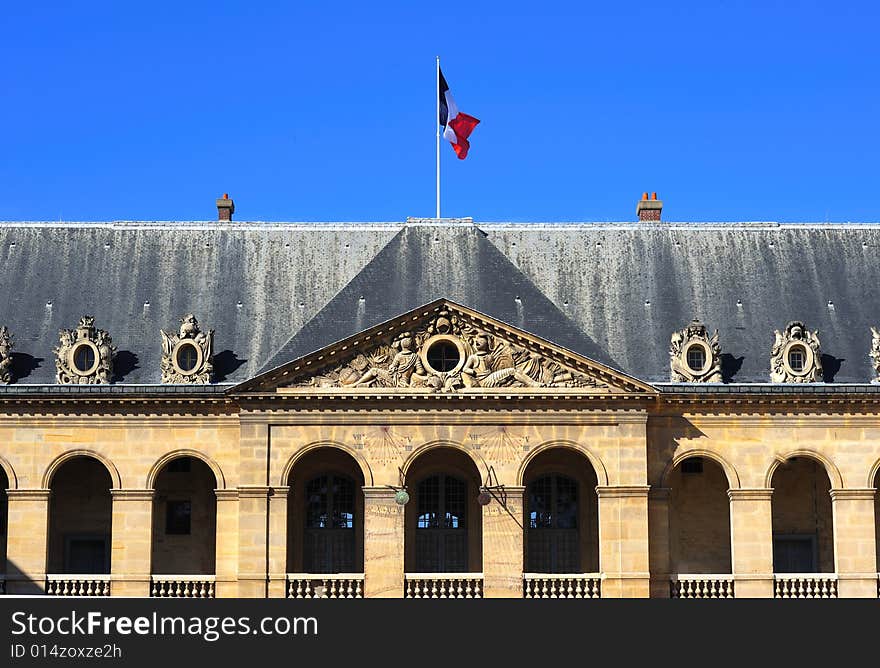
left=670, top=574, right=735, bottom=599
left=774, top=574, right=838, bottom=598
left=45, top=575, right=111, bottom=597
left=523, top=573, right=602, bottom=598
left=286, top=574, right=364, bottom=598
left=150, top=575, right=216, bottom=598
left=404, top=573, right=483, bottom=598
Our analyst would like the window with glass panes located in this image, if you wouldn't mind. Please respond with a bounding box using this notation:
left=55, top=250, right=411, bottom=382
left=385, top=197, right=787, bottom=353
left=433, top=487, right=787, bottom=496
left=415, top=474, right=467, bottom=572
left=527, top=474, right=579, bottom=573
left=304, top=474, right=356, bottom=573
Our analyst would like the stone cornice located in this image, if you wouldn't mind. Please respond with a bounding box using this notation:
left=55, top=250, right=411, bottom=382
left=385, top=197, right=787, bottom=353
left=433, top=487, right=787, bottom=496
left=214, top=489, right=240, bottom=501
left=728, top=488, right=774, bottom=501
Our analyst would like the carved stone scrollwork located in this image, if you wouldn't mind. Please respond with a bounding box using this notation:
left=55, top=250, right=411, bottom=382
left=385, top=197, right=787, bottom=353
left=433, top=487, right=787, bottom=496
left=54, top=316, right=116, bottom=384
left=669, top=319, right=722, bottom=382
left=0, top=326, right=13, bottom=384
left=770, top=320, right=823, bottom=383
left=160, top=314, right=214, bottom=384
left=296, top=309, right=606, bottom=392
left=870, top=327, right=880, bottom=382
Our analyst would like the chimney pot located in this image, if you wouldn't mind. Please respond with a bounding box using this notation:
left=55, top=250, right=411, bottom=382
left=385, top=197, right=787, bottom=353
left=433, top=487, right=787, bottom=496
left=637, top=192, right=663, bottom=222
left=216, top=194, right=235, bottom=221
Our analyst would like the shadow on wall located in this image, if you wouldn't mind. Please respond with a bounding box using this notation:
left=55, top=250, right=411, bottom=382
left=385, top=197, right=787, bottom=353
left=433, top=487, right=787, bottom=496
left=213, top=350, right=247, bottom=382
left=10, top=353, right=42, bottom=382
left=820, top=354, right=844, bottom=383
left=4, top=559, right=45, bottom=595
left=112, top=351, right=139, bottom=383
left=720, top=353, right=744, bottom=383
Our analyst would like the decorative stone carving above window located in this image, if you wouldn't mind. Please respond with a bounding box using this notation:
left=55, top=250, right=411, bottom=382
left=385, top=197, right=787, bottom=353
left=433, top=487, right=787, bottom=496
left=293, top=307, right=605, bottom=393
left=669, top=319, right=722, bottom=382
left=0, top=326, right=13, bottom=384
left=160, top=314, right=214, bottom=384
left=54, top=316, right=116, bottom=384
left=770, top=321, right=823, bottom=383
left=870, top=327, right=880, bottom=382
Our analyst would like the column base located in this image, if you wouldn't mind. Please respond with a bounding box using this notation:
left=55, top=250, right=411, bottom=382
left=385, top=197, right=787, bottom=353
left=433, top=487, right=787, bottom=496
left=601, top=574, right=650, bottom=598
left=733, top=575, right=774, bottom=598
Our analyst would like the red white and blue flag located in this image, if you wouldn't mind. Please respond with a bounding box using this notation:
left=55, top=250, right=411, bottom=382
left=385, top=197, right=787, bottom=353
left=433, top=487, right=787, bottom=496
left=439, top=68, right=480, bottom=159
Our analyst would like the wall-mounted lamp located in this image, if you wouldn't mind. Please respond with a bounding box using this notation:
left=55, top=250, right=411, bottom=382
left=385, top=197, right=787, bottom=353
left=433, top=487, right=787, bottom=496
left=386, top=466, right=409, bottom=506
left=478, top=466, right=506, bottom=507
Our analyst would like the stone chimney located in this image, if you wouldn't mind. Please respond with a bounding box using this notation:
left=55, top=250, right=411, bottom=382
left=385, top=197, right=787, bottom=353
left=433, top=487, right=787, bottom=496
left=216, top=193, right=234, bottom=221
left=637, top=192, right=662, bottom=222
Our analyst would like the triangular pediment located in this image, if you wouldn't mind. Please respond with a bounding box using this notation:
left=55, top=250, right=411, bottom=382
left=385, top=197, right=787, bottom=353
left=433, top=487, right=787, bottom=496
left=232, top=300, right=655, bottom=396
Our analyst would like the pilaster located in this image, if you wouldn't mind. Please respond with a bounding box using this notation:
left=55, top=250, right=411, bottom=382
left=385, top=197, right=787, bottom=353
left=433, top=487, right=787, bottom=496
left=362, top=486, right=405, bottom=598
left=5, top=489, right=50, bottom=594
left=728, top=488, right=774, bottom=598
left=596, top=485, right=650, bottom=598
left=482, top=486, right=525, bottom=598
left=830, top=488, right=876, bottom=598
left=268, top=486, right=289, bottom=598
left=109, top=489, right=154, bottom=597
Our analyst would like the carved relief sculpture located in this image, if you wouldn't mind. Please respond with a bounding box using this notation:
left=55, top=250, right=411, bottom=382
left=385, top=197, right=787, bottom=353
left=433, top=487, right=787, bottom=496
left=770, top=321, right=823, bottom=383
left=160, top=314, right=214, bottom=384
left=870, top=327, right=880, bottom=382
left=54, top=316, right=116, bottom=384
left=297, top=309, right=606, bottom=392
left=0, top=326, right=13, bottom=384
left=669, top=319, right=722, bottom=382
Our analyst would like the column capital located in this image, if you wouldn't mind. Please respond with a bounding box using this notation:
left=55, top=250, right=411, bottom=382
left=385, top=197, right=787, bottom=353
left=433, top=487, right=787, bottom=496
left=829, top=488, right=876, bottom=501
left=237, top=486, right=271, bottom=499
left=110, top=489, right=154, bottom=501
left=648, top=486, right=671, bottom=500
left=362, top=485, right=400, bottom=501
left=728, top=488, right=773, bottom=501
left=6, top=488, right=51, bottom=500
left=596, top=485, right=650, bottom=499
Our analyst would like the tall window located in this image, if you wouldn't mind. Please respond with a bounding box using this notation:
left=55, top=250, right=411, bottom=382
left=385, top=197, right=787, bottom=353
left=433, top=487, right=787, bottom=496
left=304, top=474, right=355, bottom=573
left=527, top=474, right=579, bottom=573
left=415, top=474, right=467, bottom=572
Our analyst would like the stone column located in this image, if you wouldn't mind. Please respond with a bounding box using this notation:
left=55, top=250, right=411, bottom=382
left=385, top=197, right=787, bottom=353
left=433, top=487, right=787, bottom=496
left=214, top=489, right=239, bottom=598
left=267, top=486, right=289, bottom=598
left=236, top=486, right=269, bottom=598
left=728, top=488, right=774, bottom=598
left=363, top=486, right=405, bottom=598
left=596, top=485, right=650, bottom=598
left=109, top=489, right=154, bottom=597
left=830, top=488, right=877, bottom=598
left=482, top=486, right=524, bottom=598
left=648, top=487, right=672, bottom=598
left=5, top=489, right=50, bottom=594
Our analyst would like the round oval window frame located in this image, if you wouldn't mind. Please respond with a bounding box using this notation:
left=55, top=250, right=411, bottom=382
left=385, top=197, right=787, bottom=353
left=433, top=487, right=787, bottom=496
left=682, top=340, right=712, bottom=376
left=420, top=334, right=466, bottom=376
left=68, top=340, right=101, bottom=377
left=172, top=340, right=204, bottom=376
left=782, top=341, right=814, bottom=377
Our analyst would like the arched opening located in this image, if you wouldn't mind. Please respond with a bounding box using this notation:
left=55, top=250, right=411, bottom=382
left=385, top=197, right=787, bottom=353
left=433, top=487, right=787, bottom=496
left=48, top=457, right=113, bottom=574
left=151, top=456, right=217, bottom=575
left=405, top=447, right=482, bottom=573
left=522, top=448, right=599, bottom=573
left=874, top=468, right=880, bottom=573
left=771, top=457, right=834, bottom=573
left=0, top=466, right=8, bottom=574
left=287, top=448, right=365, bottom=573
left=668, top=457, right=731, bottom=573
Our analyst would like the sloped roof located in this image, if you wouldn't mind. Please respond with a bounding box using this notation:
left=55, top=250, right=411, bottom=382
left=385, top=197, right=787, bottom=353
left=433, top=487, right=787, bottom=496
left=259, top=222, right=617, bottom=374
left=1, top=219, right=879, bottom=384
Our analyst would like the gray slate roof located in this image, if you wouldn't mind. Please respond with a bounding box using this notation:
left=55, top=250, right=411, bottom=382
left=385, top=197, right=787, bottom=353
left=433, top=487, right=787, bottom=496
left=1, top=219, right=879, bottom=384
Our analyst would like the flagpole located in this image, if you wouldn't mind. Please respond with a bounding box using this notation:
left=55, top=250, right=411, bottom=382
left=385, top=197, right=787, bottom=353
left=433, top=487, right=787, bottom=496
left=436, top=56, right=441, bottom=219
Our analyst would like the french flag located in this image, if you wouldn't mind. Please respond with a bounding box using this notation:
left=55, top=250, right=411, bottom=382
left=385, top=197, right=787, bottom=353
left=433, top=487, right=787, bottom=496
left=439, top=68, right=480, bottom=159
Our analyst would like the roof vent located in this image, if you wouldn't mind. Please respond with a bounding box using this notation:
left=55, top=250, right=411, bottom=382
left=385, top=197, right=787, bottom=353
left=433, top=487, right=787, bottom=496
left=637, top=192, right=662, bottom=222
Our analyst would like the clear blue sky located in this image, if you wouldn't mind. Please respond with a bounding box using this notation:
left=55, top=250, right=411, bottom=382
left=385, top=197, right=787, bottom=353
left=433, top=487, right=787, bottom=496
left=2, top=1, right=879, bottom=222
